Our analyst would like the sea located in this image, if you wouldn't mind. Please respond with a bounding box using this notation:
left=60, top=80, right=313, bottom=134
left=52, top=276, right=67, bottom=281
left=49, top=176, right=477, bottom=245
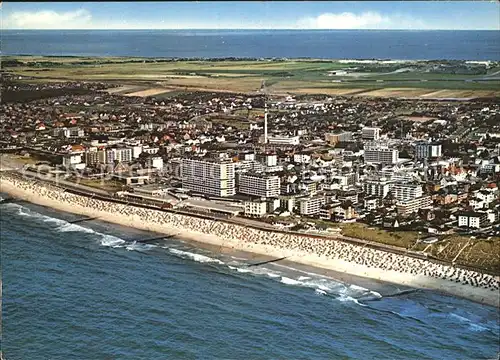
left=1, top=197, right=499, bottom=359
left=3, top=30, right=500, bottom=60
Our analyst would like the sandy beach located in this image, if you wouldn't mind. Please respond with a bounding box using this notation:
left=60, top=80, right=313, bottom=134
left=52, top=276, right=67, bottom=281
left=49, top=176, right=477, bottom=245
left=1, top=173, right=498, bottom=307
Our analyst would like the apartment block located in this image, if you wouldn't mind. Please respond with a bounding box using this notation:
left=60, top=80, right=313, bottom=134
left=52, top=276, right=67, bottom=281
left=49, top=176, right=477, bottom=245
left=415, top=141, right=442, bottom=160
left=457, top=211, right=489, bottom=229
left=362, top=127, right=381, bottom=141
left=325, top=132, right=353, bottom=145
left=106, top=147, right=133, bottom=164
left=363, top=178, right=394, bottom=198
left=238, top=173, right=281, bottom=198
left=181, top=158, right=236, bottom=197
left=396, top=196, right=432, bottom=217
left=364, top=143, right=399, bottom=165
left=392, top=182, right=423, bottom=202
left=244, top=200, right=268, bottom=217
left=298, top=196, right=326, bottom=216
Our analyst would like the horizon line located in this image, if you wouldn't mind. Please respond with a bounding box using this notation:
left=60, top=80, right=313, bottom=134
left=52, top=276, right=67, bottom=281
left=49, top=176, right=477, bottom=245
left=3, top=28, right=499, bottom=31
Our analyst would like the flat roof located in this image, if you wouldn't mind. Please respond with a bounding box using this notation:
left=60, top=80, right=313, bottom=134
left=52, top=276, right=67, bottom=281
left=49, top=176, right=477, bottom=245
left=134, top=184, right=169, bottom=191
left=112, top=173, right=149, bottom=179
left=182, top=199, right=243, bottom=215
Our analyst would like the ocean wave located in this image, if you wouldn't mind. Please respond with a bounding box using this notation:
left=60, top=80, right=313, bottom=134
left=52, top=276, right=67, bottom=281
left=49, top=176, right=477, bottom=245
left=58, top=223, right=96, bottom=234
left=276, top=274, right=382, bottom=305
left=449, top=313, right=489, bottom=332
left=9, top=203, right=155, bottom=253
left=100, top=235, right=127, bottom=248
left=125, top=241, right=157, bottom=252
left=267, top=272, right=281, bottom=278
left=168, top=248, right=224, bottom=264
left=17, top=207, right=32, bottom=217
left=279, top=275, right=345, bottom=293
left=11, top=204, right=79, bottom=231
left=98, top=235, right=157, bottom=252
left=350, top=284, right=368, bottom=291
left=280, top=277, right=303, bottom=286
left=315, top=289, right=328, bottom=296
left=337, top=294, right=367, bottom=307
left=233, top=265, right=282, bottom=279
left=8, top=203, right=392, bottom=303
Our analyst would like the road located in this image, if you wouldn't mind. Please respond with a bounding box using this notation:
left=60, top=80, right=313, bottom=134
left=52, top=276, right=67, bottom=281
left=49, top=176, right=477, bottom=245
left=22, top=170, right=111, bottom=196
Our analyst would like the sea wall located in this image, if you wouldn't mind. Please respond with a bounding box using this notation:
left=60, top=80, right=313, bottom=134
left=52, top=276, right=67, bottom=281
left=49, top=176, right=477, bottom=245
left=1, top=172, right=498, bottom=307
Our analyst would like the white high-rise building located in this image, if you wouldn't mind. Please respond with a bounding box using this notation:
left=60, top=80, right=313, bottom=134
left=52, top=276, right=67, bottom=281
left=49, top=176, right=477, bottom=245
left=392, top=182, right=423, bottom=202
left=415, top=141, right=442, bottom=160
left=362, top=127, right=381, bottom=141
left=429, top=143, right=442, bottom=158
left=238, top=173, right=281, bottom=198
left=105, top=147, right=133, bottom=164
left=258, top=153, right=277, bottom=167
left=363, top=178, right=394, bottom=198
left=147, top=156, right=164, bottom=170
left=298, top=196, right=326, bottom=216
left=181, top=158, right=236, bottom=197
left=381, top=167, right=415, bottom=183
left=397, top=196, right=433, bottom=217
left=364, top=143, right=399, bottom=165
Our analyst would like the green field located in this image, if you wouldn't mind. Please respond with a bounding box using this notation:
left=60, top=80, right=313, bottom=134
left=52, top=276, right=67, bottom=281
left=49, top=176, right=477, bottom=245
left=4, top=56, right=500, bottom=98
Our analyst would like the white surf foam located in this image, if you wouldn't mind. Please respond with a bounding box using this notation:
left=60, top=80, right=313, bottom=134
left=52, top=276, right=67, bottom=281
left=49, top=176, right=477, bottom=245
left=19, top=209, right=32, bottom=217
left=273, top=263, right=334, bottom=280
left=100, top=234, right=126, bottom=247
left=279, top=276, right=347, bottom=295
left=234, top=265, right=282, bottom=278
left=43, top=217, right=68, bottom=225
left=337, top=294, right=367, bottom=307
left=280, top=277, right=303, bottom=286
left=169, top=248, right=224, bottom=264
left=235, top=267, right=253, bottom=273
left=125, top=242, right=157, bottom=252
left=58, top=223, right=96, bottom=234
left=350, top=284, right=368, bottom=292
left=9, top=202, right=156, bottom=252
left=11, top=204, right=57, bottom=223
left=468, top=323, right=489, bottom=332
left=449, top=313, right=489, bottom=332
left=315, top=289, right=327, bottom=296
left=11, top=204, right=94, bottom=233
left=275, top=273, right=381, bottom=305
left=267, top=272, right=281, bottom=278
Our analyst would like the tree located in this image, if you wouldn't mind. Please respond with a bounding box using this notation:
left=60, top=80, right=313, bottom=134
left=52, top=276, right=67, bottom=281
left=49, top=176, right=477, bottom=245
left=479, top=149, right=490, bottom=159
left=399, top=148, right=411, bottom=159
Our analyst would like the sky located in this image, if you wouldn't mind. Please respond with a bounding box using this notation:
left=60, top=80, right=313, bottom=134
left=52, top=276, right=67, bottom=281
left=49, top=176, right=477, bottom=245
left=2, top=1, right=499, bottom=30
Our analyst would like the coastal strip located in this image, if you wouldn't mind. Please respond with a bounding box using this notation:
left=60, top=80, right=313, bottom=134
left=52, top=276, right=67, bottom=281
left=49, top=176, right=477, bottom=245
left=1, top=172, right=498, bottom=307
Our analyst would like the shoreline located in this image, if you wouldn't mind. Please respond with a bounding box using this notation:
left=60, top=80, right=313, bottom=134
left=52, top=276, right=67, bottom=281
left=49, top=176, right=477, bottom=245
left=1, top=173, right=499, bottom=307
left=3, top=51, right=499, bottom=63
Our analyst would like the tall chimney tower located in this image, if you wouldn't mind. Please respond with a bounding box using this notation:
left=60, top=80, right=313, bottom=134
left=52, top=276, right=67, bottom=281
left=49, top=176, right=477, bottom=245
left=264, top=101, right=268, bottom=144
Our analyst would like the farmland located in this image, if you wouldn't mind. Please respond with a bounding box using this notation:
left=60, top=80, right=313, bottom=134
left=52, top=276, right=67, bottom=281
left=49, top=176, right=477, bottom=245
left=3, top=56, right=500, bottom=99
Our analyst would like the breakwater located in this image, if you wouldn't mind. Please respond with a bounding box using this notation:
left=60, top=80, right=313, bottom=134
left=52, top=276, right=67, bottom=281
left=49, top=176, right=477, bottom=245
left=1, top=172, right=499, bottom=306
